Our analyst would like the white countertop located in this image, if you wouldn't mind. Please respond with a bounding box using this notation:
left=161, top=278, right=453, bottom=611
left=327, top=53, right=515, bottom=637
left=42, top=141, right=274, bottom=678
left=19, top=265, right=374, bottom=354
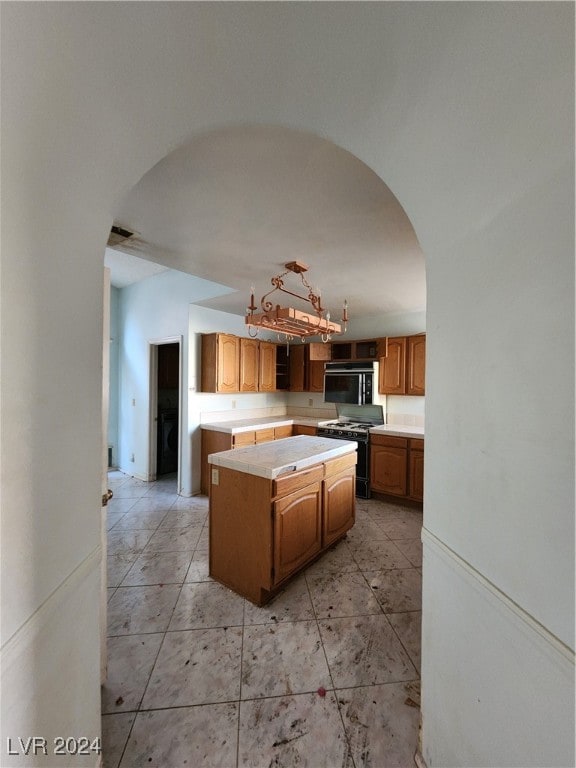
left=207, top=434, right=357, bottom=479
left=202, top=415, right=424, bottom=440
left=369, top=424, right=424, bottom=439
left=201, top=416, right=324, bottom=433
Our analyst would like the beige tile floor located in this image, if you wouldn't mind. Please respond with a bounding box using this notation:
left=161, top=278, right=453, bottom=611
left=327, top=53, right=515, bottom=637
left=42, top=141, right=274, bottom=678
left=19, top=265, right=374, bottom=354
left=103, top=470, right=422, bottom=768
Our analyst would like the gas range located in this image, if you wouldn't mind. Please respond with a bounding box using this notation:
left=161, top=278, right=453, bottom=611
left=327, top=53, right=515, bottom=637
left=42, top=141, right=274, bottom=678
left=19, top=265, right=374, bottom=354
left=317, top=404, right=385, bottom=442
left=316, top=405, right=384, bottom=500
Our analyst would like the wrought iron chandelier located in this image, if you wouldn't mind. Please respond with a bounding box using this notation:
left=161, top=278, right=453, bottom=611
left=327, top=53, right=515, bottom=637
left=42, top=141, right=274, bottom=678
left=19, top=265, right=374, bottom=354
left=245, top=261, right=348, bottom=343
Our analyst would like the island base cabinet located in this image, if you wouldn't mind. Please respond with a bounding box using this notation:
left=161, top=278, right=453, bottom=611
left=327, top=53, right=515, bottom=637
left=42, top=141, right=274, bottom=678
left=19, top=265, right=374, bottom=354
left=273, top=483, right=322, bottom=584
left=209, top=467, right=274, bottom=606
left=209, top=452, right=356, bottom=605
left=322, top=467, right=356, bottom=546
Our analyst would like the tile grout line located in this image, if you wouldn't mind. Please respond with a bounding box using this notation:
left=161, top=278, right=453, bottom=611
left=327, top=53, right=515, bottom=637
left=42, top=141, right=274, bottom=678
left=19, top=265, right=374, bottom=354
left=303, top=570, right=357, bottom=768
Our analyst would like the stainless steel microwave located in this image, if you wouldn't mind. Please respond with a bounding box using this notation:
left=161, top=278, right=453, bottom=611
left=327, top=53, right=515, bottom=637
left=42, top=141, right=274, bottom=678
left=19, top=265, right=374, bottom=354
left=323, top=362, right=383, bottom=405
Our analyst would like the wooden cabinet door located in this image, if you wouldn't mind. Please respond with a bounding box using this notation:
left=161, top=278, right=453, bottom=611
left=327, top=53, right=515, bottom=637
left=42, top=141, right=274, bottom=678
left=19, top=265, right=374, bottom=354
left=370, top=444, right=407, bottom=496
left=293, top=425, right=317, bottom=436
left=216, top=334, right=240, bottom=392
left=307, top=360, right=325, bottom=392
left=273, top=482, right=322, bottom=584
left=407, top=335, right=426, bottom=396
left=288, top=344, right=306, bottom=391
left=322, top=468, right=355, bottom=546
left=258, top=341, right=277, bottom=392
left=409, top=446, right=424, bottom=501
left=239, top=338, right=259, bottom=392
left=379, top=337, right=406, bottom=394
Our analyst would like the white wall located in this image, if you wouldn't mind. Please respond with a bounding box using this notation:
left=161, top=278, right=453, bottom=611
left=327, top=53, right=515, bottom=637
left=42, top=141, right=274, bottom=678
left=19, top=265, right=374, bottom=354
left=421, top=162, right=575, bottom=765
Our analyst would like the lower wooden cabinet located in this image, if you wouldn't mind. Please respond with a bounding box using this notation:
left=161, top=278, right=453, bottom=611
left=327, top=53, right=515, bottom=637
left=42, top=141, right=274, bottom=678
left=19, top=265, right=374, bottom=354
left=273, top=482, right=322, bottom=584
left=408, top=439, right=424, bottom=501
left=209, top=452, right=356, bottom=604
left=293, top=425, right=317, bottom=436
left=370, top=434, right=424, bottom=502
left=322, top=466, right=356, bottom=546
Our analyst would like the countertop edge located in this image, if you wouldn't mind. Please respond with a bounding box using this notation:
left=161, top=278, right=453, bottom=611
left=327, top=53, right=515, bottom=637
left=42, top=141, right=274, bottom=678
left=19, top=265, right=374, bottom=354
left=202, top=417, right=425, bottom=439
left=207, top=436, right=357, bottom=479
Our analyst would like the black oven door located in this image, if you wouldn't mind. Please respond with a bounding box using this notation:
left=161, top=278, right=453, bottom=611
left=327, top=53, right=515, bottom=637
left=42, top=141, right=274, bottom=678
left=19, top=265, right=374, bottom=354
left=324, top=373, right=361, bottom=404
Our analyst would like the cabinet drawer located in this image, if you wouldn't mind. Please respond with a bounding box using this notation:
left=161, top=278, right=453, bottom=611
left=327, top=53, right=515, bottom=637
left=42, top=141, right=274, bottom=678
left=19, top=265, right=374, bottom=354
left=233, top=431, right=256, bottom=447
left=324, top=451, right=357, bottom=478
left=274, top=425, right=293, bottom=439
left=273, top=465, right=324, bottom=498
left=370, top=434, right=408, bottom=449
left=255, top=428, right=275, bottom=443
left=410, top=438, right=424, bottom=451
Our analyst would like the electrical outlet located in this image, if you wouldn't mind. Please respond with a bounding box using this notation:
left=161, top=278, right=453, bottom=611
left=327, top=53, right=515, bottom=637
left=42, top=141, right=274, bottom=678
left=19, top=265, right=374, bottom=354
left=130, top=453, right=135, bottom=462
left=231, top=400, right=236, bottom=409
left=308, top=398, right=313, bottom=407
left=132, top=398, right=136, bottom=406
left=211, top=468, right=219, bottom=485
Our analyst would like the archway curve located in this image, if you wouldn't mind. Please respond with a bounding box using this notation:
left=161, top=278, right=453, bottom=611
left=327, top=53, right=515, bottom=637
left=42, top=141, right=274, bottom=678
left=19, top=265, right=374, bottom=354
left=111, top=123, right=426, bottom=317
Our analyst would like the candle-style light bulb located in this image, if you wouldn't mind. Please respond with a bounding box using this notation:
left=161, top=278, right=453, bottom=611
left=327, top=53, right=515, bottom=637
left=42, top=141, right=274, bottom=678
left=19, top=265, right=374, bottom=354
left=248, top=285, right=256, bottom=313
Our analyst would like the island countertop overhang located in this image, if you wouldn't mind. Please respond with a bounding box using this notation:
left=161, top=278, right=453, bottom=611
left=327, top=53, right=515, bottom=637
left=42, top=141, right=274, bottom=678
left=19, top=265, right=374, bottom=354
left=207, top=434, right=358, bottom=480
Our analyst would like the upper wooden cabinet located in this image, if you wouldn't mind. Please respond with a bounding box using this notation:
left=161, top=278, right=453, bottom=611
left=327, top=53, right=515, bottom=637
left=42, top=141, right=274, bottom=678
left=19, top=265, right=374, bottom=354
left=379, top=337, right=407, bottom=395
left=201, top=334, right=278, bottom=394
left=288, top=342, right=327, bottom=392
left=406, top=335, right=426, bottom=396
left=288, top=344, right=306, bottom=392
left=259, top=341, right=277, bottom=392
left=240, top=338, right=259, bottom=392
left=201, top=333, right=240, bottom=393
left=379, top=334, right=426, bottom=396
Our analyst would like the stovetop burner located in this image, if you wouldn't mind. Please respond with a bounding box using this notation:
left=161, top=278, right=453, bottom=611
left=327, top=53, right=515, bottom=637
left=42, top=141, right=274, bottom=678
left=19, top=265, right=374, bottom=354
left=322, top=421, right=373, bottom=430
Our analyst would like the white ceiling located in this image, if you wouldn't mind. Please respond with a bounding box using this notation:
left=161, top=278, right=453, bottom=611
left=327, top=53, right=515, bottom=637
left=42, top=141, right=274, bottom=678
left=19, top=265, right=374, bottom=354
left=109, top=125, right=425, bottom=318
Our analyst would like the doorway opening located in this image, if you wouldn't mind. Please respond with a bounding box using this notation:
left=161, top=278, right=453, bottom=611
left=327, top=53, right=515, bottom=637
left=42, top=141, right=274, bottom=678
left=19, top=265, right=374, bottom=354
left=148, top=337, right=182, bottom=483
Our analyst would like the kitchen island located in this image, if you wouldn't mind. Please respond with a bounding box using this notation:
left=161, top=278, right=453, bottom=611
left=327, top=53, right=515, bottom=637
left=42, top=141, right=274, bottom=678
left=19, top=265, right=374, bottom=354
left=208, top=435, right=357, bottom=605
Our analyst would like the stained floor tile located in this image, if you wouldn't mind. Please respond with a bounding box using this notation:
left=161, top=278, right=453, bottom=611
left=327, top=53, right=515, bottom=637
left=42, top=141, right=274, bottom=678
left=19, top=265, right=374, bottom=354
left=120, top=550, right=193, bottom=586
left=169, top=581, right=244, bottom=630
left=306, top=571, right=382, bottom=618
left=142, top=627, right=242, bottom=708
left=348, top=538, right=413, bottom=572
left=102, top=712, right=136, bottom=768
left=243, top=574, right=315, bottom=625
left=143, top=524, right=203, bottom=552
left=241, top=620, right=331, bottom=699
left=318, top=614, right=417, bottom=687
left=120, top=703, right=239, bottom=767
left=101, top=633, right=164, bottom=713
left=365, top=569, right=422, bottom=613
left=337, top=682, right=420, bottom=767
left=107, top=585, right=181, bottom=635
left=238, top=692, right=352, bottom=768
left=387, top=611, right=422, bottom=672
left=393, top=538, right=423, bottom=567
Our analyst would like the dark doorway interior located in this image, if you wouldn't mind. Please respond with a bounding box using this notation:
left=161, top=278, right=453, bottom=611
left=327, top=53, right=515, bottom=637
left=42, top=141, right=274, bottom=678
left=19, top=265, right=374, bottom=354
left=156, top=342, right=179, bottom=475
